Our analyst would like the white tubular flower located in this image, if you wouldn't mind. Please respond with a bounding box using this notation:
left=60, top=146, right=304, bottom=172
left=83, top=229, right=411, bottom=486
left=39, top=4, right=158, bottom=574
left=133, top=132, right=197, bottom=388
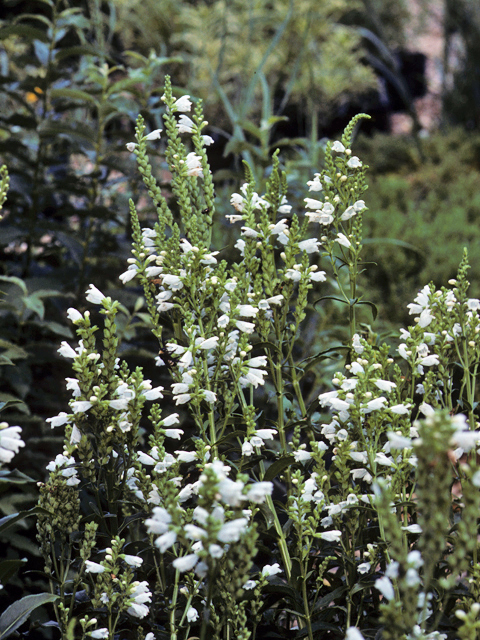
left=298, top=238, right=321, bottom=253
left=164, top=429, right=184, bottom=439
left=374, top=380, right=397, bottom=392
left=174, top=394, right=192, bottom=405
left=145, top=507, right=172, bottom=534
left=336, top=233, right=351, bottom=248
left=420, top=354, right=439, bottom=366
left=235, top=238, right=246, bottom=256
left=173, top=95, right=192, bottom=112
left=119, top=265, right=138, bottom=284
left=127, top=581, right=152, bottom=618
left=90, top=629, right=109, bottom=639
left=357, top=562, right=371, bottom=575
left=294, top=450, right=312, bottom=462
left=319, top=530, right=342, bottom=542
left=46, top=412, right=70, bottom=428
left=226, top=214, right=243, bottom=223
left=85, top=560, right=105, bottom=574
left=109, top=399, right=129, bottom=411
left=124, top=554, right=143, bottom=567
left=387, top=431, right=412, bottom=449
left=177, top=115, right=194, bottom=133
left=203, top=390, right=217, bottom=403
left=304, top=197, right=323, bottom=209
left=262, top=563, right=282, bottom=577
left=71, top=400, right=92, bottom=414
left=389, top=404, right=411, bottom=415
left=155, top=530, right=177, bottom=553
left=237, top=304, right=259, bottom=317
left=230, top=193, right=245, bottom=212
left=173, top=553, right=199, bottom=572
left=185, top=152, right=203, bottom=177
left=142, top=386, right=164, bottom=400
left=217, top=518, right=248, bottom=543
left=0, top=424, right=24, bottom=464
left=310, top=270, right=327, bottom=282
left=235, top=320, right=255, bottom=333
left=85, top=284, right=106, bottom=304
left=362, top=396, right=387, bottom=413
left=202, top=135, right=214, bottom=146
left=126, top=142, right=136, bottom=152
left=67, top=307, right=83, bottom=322
left=239, top=367, right=267, bottom=388
left=145, top=129, right=162, bottom=141
left=347, top=156, right=362, bottom=168
left=197, top=336, right=219, bottom=349
left=285, top=269, right=302, bottom=282
left=345, top=628, right=365, bottom=640
left=176, top=450, right=197, bottom=463
left=246, top=481, right=273, bottom=503
left=331, top=141, right=345, bottom=152
left=163, top=274, right=183, bottom=291
left=307, top=175, right=323, bottom=191
left=187, top=607, right=199, bottom=622
left=374, top=576, right=395, bottom=601
left=162, top=413, right=180, bottom=426
left=58, top=341, right=78, bottom=359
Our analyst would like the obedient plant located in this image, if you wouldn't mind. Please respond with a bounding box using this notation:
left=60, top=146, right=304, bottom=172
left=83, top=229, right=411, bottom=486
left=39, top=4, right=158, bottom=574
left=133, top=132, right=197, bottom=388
left=38, top=77, right=480, bottom=640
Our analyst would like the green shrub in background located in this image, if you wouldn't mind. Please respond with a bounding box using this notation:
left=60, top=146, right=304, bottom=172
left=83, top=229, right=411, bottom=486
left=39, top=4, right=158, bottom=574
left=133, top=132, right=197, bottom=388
left=1, top=78, right=478, bottom=640
left=353, top=129, right=480, bottom=327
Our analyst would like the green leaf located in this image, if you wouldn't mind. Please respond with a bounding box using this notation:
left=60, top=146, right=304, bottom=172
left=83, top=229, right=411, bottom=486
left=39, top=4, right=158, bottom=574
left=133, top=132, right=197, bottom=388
left=0, top=24, right=49, bottom=42
left=50, top=88, right=99, bottom=107
left=0, top=276, right=28, bottom=295
left=264, top=456, right=295, bottom=482
left=0, top=593, right=59, bottom=640
left=0, top=506, right=52, bottom=535
left=355, top=300, right=378, bottom=321
left=0, top=559, right=27, bottom=585
left=23, top=295, right=44, bottom=320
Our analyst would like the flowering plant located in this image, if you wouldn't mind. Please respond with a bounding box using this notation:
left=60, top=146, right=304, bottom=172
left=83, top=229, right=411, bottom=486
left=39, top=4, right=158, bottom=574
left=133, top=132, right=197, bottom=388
left=34, top=78, right=480, bottom=640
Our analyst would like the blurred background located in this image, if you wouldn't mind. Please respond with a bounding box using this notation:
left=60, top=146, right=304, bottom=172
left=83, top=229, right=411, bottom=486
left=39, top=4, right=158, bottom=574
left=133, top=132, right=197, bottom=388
left=0, top=0, right=479, bottom=623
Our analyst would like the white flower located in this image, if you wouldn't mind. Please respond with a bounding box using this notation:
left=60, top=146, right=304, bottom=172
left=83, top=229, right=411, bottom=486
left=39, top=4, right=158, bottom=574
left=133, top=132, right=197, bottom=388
left=163, top=274, right=183, bottom=291
left=185, top=152, right=203, bottom=177
left=58, top=341, right=78, bottom=359
left=85, top=284, right=106, bottom=304
left=319, top=530, right=342, bottom=542
left=307, top=174, right=323, bottom=191
left=127, top=581, right=152, bottom=618
left=145, top=129, right=162, bottom=140
left=162, top=413, right=180, bottom=427
left=243, top=579, right=256, bottom=590
left=331, top=141, right=345, bottom=152
left=0, top=425, right=24, bottom=464
left=357, top=562, right=371, bottom=574
left=346, top=628, right=365, bottom=640
left=402, top=524, right=422, bottom=534
left=262, top=563, right=282, bottom=577
left=237, top=304, right=258, bottom=317
left=310, top=270, right=327, bottom=282
left=155, top=530, right=177, bottom=553
left=298, top=238, right=320, bottom=253
left=71, top=400, right=92, bottom=414
left=173, top=553, right=199, bottom=572
left=143, top=386, right=164, bottom=400
left=235, top=320, right=255, bottom=333
left=85, top=560, right=105, bottom=573
left=46, top=412, right=70, bottom=428
left=336, top=233, right=351, bottom=248
left=347, top=156, right=362, bottom=168
left=172, top=95, right=192, bottom=112
left=285, top=269, right=302, bottom=282
left=304, top=197, right=323, bottom=209
left=119, top=265, right=138, bottom=284
left=374, top=380, right=396, bottom=392
left=109, top=399, right=129, bottom=411
left=362, top=396, right=387, bottom=413
left=202, top=135, right=214, bottom=146
left=387, top=432, right=412, bottom=449
left=198, top=336, right=219, bottom=349
left=164, top=429, right=184, bottom=439
left=90, top=629, right=109, bottom=639
left=217, top=518, right=248, bottom=543
left=176, top=450, right=197, bottom=463
left=124, top=555, right=143, bottom=567
left=203, top=390, right=217, bottom=403
left=145, top=507, right=172, bottom=534
left=66, top=307, right=83, bottom=322
left=186, top=607, right=199, bottom=622
left=420, top=354, right=439, bottom=366
left=126, top=142, right=137, bottom=152
left=294, top=450, right=312, bottom=462
left=177, top=115, right=194, bottom=133
left=245, top=481, right=273, bottom=503
left=389, top=404, right=411, bottom=415
left=374, top=576, right=394, bottom=601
